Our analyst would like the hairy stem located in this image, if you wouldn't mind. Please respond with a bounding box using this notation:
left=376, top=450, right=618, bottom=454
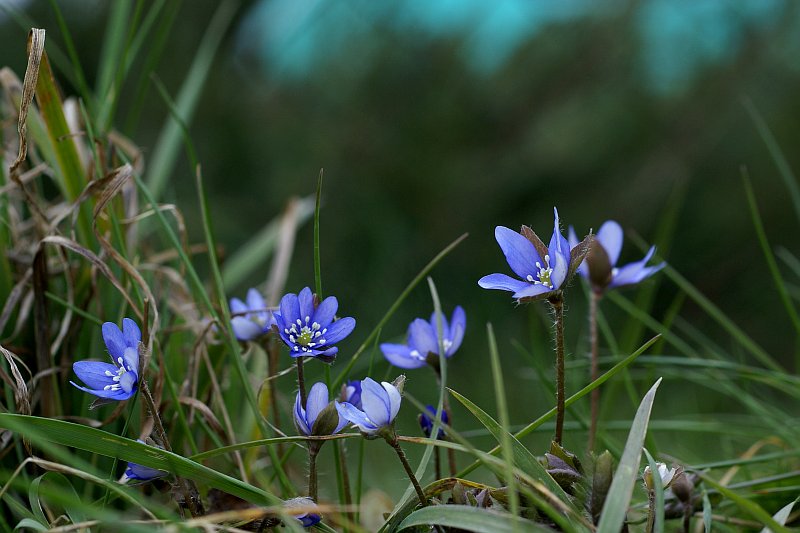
left=386, top=433, right=426, bottom=507
left=308, top=444, right=319, bottom=502
left=296, top=357, right=307, bottom=407
left=335, top=441, right=354, bottom=525
left=550, top=296, right=566, bottom=445
left=588, top=289, right=602, bottom=451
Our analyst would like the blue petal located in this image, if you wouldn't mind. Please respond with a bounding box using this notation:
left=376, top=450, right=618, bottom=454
left=429, top=311, right=449, bottom=340
left=494, top=226, right=541, bottom=280
left=126, top=462, right=167, bottom=481
left=294, top=391, right=311, bottom=435
left=336, top=401, right=377, bottom=432
left=298, top=287, right=314, bottom=323
left=596, top=220, right=623, bottom=267
left=478, top=273, right=529, bottom=293
left=548, top=207, right=570, bottom=289
left=230, top=297, right=248, bottom=315
left=609, top=247, right=665, bottom=288
left=70, top=381, right=130, bottom=400
left=313, top=296, right=338, bottom=328
left=380, top=343, right=426, bottom=369
left=381, top=381, right=402, bottom=422
left=119, top=371, right=137, bottom=394
left=122, top=346, right=139, bottom=375
left=512, top=283, right=551, bottom=299
left=122, top=318, right=141, bottom=349
left=322, top=317, right=355, bottom=345
left=246, top=288, right=266, bottom=313
left=231, top=316, right=263, bottom=341
left=279, top=292, right=300, bottom=326
left=447, top=306, right=466, bottom=355
left=73, top=361, right=117, bottom=389
left=102, top=322, right=126, bottom=361
left=408, top=318, right=438, bottom=356
left=360, top=377, right=390, bottom=427
left=568, top=226, right=588, bottom=278
left=305, top=382, right=329, bottom=429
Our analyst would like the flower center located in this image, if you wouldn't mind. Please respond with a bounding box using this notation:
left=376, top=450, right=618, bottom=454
left=526, top=254, right=554, bottom=289
left=285, top=316, right=328, bottom=352
left=103, top=357, right=137, bottom=393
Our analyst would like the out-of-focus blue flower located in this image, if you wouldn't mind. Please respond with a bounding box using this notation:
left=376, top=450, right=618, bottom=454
left=336, top=377, right=401, bottom=435
left=273, top=287, right=355, bottom=360
left=229, top=288, right=275, bottom=341
left=124, top=440, right=168, bottom=482
left=284, top=497, right=322, bottom=528
left=341, top=380, right=362, bottom=409
left=568, top=220, right=665, bottom=290
left=380, top=306, right=466, bottom=369
left=418, top=405, right=448, bottom=439
left=70, top=318, right=141, bottom=400
left=478, top=207, right=572, bottom=300
left=294, top=382, right=347, bottom=436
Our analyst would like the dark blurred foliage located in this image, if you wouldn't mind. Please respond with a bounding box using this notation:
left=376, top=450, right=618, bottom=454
left=3, top=0, right=800, bottom=462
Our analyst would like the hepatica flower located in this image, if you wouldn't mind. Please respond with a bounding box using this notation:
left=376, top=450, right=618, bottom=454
left=568, top=220, right=665, bottom=291
left=124, top=440, right=168, bottom=482
left=380, top=306, right=465, bottom=369
left=341, top=379, right=362, bottom=409
left=284, top=497, right=322, bottom=528
left=419, top=405, right=448, bottom=439
left=71, top=318, right=141, bottom=400
left=479, top=208, right=590, bottom=302
left=273, top=287, right=355, bottom=360
left=294, top=382, right=347, bottom=436
left=336, top=377, right=401, bottom=435
left=229, top=288, right=275, bottom=341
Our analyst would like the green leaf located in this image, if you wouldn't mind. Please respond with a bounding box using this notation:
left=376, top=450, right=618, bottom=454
left=642, top=449, right=664, bottom=533
left=14, top=518, right=48, bottom=532
left=597, top=378, right=662, bottom=533
left=0, top=414, right=282, bottom=508
left=761, top=497, right=797, bottom=532
left=702, top=490, right=712, bottom=533
left=397, top=505, right=549, bottom=532
left=447, top=388, right=573, bottom=510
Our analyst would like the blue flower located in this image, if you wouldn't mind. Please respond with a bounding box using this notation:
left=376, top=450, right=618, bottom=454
left=70, top=318, right=141, bottom=400
left=380, top=306, right=466, bottom=369
left=336, top=377, right=401, bottom=435
left=125, top=440, right=168, bottom=482
left=273, top=287, right=356, bottom=360
left=479, top=207, right=584, bottom=301
left=229, top=288, right=275, bottom=341
left=418, top=405, right=448, bottom=439
left=284, top=497, right=322, bottom=528
left=341, top=380, right=362, bottom=409
left=294, top=382, right=347, bottom=436
left=568, top=220, right=665, bottom=290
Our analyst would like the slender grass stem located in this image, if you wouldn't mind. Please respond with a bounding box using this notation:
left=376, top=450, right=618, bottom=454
left=550, top=295, right=566, bottom=445
left=589, top=288, right=602, bottom=451
left=646, top=490, right=656, bottom=533
left=386, top=432, right=426, bottom=507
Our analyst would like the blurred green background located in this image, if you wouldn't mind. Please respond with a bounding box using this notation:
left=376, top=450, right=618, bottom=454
left=3, top=0, right=800, bottom=497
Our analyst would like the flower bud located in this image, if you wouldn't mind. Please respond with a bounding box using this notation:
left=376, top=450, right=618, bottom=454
left=585, top=239, right=613, bottom=288
left=310, top=402, right=343, bottom=437
left=590, top=451, right=614, bottom=524
left=643, top=462, right=678, bottom=491
left=670, top=470, right=694, bottom=504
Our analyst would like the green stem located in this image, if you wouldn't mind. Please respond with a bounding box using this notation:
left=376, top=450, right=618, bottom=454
left=297, top=357, right=307, bottom=407
left=550, top=296, right=566, bottom=445
left=308, top=444, right=320, bottom=502
left=646, top=490, right=656, bottom=533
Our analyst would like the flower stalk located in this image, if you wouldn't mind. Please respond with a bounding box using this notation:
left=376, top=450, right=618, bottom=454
left=550, top=294, right=566, bottom=445
left=384, top=430, right=427, bottom=507
left=307, top=442, right=321, bottom=502
left=296, top=357, right=307, bottom=407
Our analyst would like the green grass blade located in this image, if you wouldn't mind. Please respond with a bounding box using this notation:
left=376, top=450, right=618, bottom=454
left=144, top=0, right=238, bottom=200
left=397, top=505, right=549, bottom=532
left=697, top=473, right=789, bottom=532
left=448, top=387, right=572, bottom=510
left=314, top=170, right=323, bottom=296
left=642, top=449, right=664, bottom=533
left=458, top=335, right=660, bottom=478
left=761, top=497, right=797, bottom=532
left=596, top=378, right=662, bottom=533
left=702, top=490, right=712, bottom=533
left=743, top=97, right=800, bottom=225
left=0, top=414, right=283, bottom=508
left=485, top=322, right=520, bottom=520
